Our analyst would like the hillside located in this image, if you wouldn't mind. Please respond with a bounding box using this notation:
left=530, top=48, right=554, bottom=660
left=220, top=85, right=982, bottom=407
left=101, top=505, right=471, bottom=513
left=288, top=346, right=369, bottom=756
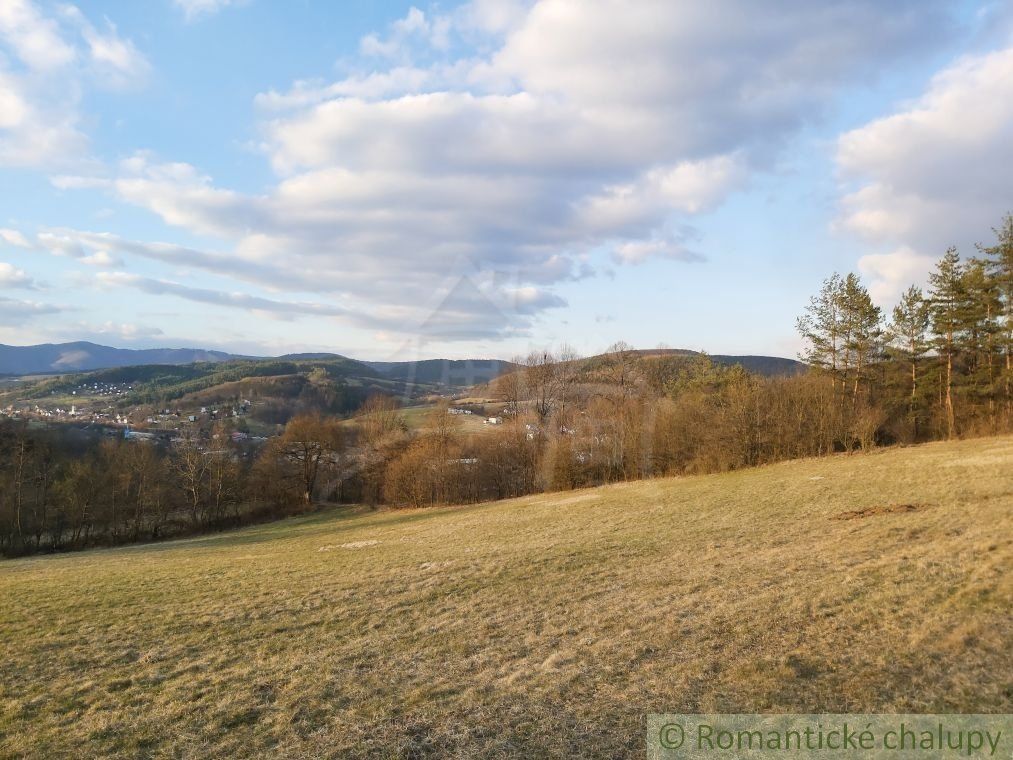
left=0, top=342, right=802, bottom=380
left=6, top=356, right=385, bottom=409
left=0, top=341, right=238, bottom=374
left=0, top=343, right=521, bottom=384
left=1, top=356, right=477, bottom=418
left=1, top=436, right=1009, bottom=757
left=631, top=348, right=804, bottom=376
left=365, top=358, right=517, bottom=385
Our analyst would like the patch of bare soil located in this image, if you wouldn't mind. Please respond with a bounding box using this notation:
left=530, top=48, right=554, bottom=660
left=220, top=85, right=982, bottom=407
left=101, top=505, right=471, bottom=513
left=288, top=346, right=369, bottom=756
left=831, top=503, right=929, bottom=521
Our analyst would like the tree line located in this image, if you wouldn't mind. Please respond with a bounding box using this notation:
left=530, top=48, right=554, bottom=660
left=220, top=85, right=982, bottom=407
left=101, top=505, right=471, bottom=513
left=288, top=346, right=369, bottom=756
left=0, top=416, right=347, bottom=556
left=2, top=214, right=1010, bottom=556
left=798, top=214, right=1013, bottom=439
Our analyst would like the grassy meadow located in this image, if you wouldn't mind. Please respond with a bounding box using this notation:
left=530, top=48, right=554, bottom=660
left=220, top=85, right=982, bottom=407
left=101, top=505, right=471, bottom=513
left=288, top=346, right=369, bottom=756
left=1, top=436, right=1011, bottom=758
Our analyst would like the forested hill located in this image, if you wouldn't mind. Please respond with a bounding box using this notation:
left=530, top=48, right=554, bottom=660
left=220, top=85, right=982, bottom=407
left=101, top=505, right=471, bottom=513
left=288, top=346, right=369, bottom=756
left=365, top=359, right=518, bottom=385
left=629, top=349, right=804, bottom=376
left=711, top=354, right=805, bottom=376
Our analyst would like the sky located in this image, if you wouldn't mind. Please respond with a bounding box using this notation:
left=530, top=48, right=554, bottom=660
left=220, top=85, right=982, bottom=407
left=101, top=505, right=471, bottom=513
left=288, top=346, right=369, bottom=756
left=1, top=0, right=1012, bottom=361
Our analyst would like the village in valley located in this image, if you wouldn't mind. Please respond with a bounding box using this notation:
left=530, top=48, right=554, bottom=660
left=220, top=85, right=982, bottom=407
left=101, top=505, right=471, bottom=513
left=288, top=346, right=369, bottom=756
left=0, top=364, right=513, bottom=450
left=0, top=378, right=260, bottom=444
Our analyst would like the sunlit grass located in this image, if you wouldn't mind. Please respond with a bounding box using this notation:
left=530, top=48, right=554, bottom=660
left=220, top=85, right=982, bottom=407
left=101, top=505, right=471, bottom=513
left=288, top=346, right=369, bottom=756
left=1, top=437, right=1011, bottom=758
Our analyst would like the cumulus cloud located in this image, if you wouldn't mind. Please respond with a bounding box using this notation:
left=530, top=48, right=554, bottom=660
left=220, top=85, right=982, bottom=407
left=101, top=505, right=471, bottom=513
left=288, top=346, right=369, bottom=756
left=0, top=68, right=88, bottom=167
left=0, top=1, right=148, bottom=167
left=857, top=247, right=937, bottom=305
left=837, top=44, right=1013, bottom=299
left=254, top=68, right=441, bottom=110
left=360, top=7, right=441, bottom=59
left=54, top=0, right=956, bottom=339
left=0, top=0, right=75, bottom=71
left=455, top=0, right=528, bottom=36
left=575, top=155, right=748, bottom=239
left=0, top=262, right=38, bottom=289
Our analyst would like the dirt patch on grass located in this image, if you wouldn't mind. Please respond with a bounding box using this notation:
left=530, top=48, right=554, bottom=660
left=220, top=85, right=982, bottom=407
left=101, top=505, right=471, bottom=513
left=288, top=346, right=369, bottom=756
left=832, top=503, right=929, bottom=521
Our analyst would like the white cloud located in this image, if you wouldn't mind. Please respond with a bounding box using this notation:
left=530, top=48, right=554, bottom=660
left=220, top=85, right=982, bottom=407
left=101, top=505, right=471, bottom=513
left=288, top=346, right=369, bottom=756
left=173, top=0, right=246, bottom=21
left=65, top=8, right=151, bottom=88
left=79, top=250, right=121, bottom=267
left=359, top=6, right=451, bottom=60
left=857, top=247, right=936, bottom=305
left=614, top=235, right=703, bottom=266
left=837, top=45, right=1013, bottom=292
left=96, top=271, right=357, bottom=323
left=0, top=71, right=30, bottom=128
left=35, top=227, right=312, bottom=290
left=575, top=155, right=748, bottom=237
left=254, top=68, right=440, bottom=110
left=495, top=1, right=947, bottom=111
left=456, top=0, right=528, bottom=35
left=53, top=0, right=955, bottom=339
left=0, top=1, right=148, bottom=167
left=37, top=231, right=89, bottom=259
left=0, top=295, right=60, bottom=323
left=0, top=67, right=87, bottom=167
left=0, top=262, right=38, bottom=288
left=0, top=228, right=31, bottom=248
left=0, top=0, right=76, bottom=71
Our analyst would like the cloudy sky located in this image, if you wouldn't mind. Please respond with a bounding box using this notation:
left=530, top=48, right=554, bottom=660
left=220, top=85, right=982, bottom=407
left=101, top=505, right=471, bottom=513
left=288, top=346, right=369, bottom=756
left=1, top=0, right=1012, bottom=360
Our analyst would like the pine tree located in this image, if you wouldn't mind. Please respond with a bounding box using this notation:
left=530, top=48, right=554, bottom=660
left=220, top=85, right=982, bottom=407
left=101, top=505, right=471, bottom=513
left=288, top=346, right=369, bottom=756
left=839, top=273, right=882, bottom=402
left=928, top=248, right=964, bottom=438
left=978, top=213, right=1013, bottom=420
left=886, top=285, right=930, bottom=425
left=797, top=273, right=845, bottom=392
left=961, top=258, right=1002, bottom=425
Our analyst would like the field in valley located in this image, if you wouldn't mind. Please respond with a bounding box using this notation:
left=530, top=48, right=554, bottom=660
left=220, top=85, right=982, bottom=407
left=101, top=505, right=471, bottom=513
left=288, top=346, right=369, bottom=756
left=1, top=437, right=1011, bottom=758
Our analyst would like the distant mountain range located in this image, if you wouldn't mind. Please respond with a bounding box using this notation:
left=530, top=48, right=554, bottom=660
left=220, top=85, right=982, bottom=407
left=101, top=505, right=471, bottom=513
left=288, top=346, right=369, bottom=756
left=0, top=341, right=804, bottom=379
left=0, top=342, right=237, bottom=375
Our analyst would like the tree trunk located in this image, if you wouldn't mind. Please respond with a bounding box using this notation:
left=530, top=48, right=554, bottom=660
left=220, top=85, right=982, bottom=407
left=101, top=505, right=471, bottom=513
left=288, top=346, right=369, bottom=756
left=910, top=355, right=918, bottom=437
left=945, top=346, right=955, bottom=439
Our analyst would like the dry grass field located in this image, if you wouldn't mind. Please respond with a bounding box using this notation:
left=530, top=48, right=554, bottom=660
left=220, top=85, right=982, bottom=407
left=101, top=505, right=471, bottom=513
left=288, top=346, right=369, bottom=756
left=1, top=437, right=1011, bottom=758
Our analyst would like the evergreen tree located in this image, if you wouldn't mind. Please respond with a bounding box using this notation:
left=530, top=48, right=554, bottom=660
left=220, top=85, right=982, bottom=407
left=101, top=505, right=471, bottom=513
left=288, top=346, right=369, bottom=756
left=839, top=273, right=882, bottom=402
left=961, top=258, right=1002, bottom=424
left=797, top=273, right=845, bottom=391
left=886, top=285, right=930, bottom=424
left=928, top=248, right=964, bottom=438
left=979, top=213, right=1013, bottom=419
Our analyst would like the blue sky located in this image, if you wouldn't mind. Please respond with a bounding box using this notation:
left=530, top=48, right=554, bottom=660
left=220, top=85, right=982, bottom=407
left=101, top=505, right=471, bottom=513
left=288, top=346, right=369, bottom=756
left=1, top=0, right=1012, bottom=361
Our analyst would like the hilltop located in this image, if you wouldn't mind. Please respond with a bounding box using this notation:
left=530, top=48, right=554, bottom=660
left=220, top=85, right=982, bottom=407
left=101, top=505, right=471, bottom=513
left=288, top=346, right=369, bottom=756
left=631, top=348, right=804, bottom=376
left=1, top=436, right=1009, bottom=757
left=0, top=341, right=802, bottom=379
